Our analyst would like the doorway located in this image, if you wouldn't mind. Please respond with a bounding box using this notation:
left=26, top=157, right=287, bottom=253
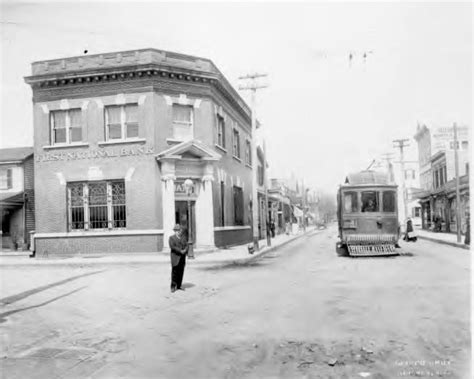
left=175, top=201, right=196, bottom=245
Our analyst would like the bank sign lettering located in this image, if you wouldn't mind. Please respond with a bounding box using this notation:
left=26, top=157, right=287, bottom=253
left=36, top=146, right=154, bottom=162
left=174, top=181, right=197, bottom=195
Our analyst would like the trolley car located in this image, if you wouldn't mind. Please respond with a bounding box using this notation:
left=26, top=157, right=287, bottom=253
left=336, top=171, right=400, bottom=257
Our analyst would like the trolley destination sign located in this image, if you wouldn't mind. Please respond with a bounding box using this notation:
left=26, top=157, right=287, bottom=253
left=36, top=145, right=155, bottom=162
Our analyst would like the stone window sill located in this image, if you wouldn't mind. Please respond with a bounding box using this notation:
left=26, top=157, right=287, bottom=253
left=43, top=143, right=89, bottom=150
left=246, top=163, right=252, bottom=169
left=98, top=138, right=146, bottom=147
left=233, top=156, right=242, bottom=163
left=215, top=144, right=227, bottom=153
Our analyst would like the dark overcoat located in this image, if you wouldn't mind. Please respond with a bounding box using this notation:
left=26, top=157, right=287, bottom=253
left=169, top=234, right=185, bottom=267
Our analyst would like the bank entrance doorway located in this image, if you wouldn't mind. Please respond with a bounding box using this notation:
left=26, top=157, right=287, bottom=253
left=175, top=201, right=196, bottom=246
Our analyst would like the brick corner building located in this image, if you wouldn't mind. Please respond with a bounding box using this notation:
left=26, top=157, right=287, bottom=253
left=24, top=48, right=253, bottom=255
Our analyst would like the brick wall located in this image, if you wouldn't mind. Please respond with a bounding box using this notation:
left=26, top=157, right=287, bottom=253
left=23, top=155, right=35, bottom=244
left=28, top=50, right=255, bottom=253
left=35, top=234, right=163, bottom=256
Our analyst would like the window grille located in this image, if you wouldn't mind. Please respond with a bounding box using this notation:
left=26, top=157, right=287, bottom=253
left=69, top=183, right=85, bottom=229
left=89, top=182, right=108, bottom=229
left=67, top=180, right=126, bottom=231
left=112, top=181, right=126, bottom=228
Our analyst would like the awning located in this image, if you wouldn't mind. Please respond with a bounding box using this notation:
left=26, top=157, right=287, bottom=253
left=293, top=206, right=303, bottom=217
left=0, top=191, right=24, bottom=209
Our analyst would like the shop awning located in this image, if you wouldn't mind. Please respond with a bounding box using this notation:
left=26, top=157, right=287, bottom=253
left=0, top=191, right=24, bottom=208
left=293, top=206, right=303, bottom=217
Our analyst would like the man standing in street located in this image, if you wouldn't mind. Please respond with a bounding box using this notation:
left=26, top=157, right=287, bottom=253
left=169, top=224, right=188, bottom=292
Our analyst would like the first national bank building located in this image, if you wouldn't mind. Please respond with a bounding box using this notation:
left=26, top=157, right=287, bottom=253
left=25, top=49, right=254, bottom=255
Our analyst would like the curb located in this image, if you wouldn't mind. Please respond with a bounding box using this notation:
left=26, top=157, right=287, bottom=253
left=225, top=228, right=321, bottom=266
left=0, top=229, right=321, bottom=268
left=417, top=235, right=470, bottom=250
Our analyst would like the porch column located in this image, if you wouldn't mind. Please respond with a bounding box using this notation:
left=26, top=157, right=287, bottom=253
left=162, top=174, right=176, bottom=250
left=195, top=172, right=215, bottom=248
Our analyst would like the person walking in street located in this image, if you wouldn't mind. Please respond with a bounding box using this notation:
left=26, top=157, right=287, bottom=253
left=169, top=224, right=188, bottom=292
left=403, top=218, right=417, bottom=242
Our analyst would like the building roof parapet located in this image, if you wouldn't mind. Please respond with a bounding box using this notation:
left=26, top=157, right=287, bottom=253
left=25, top=48, right=251, bottom=121
left=30, top=49, right=215, bottom=76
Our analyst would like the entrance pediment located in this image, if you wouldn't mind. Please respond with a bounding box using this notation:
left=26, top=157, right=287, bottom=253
left=156, top=139, right=221, bottom=162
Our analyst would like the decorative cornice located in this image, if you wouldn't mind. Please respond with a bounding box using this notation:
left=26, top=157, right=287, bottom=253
left=25, top=55, right=252, bottom=125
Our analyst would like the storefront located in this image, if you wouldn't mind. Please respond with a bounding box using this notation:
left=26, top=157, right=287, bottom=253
left=418, top=175, right=469, bottom=234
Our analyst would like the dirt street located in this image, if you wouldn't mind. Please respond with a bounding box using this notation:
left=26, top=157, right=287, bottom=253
left=0, top=225, right=471, bottom=378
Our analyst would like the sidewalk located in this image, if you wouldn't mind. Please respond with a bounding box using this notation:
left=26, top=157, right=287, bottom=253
left=415, top=228, right=471, bottom=250
left=0, top=227, right=321, bottom=267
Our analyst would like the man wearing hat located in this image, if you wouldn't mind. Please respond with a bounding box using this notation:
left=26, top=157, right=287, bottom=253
left=169, top=224, right=188, bottom=292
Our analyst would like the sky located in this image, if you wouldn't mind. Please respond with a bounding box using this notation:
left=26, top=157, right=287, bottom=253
left=0, top=1, right=472, bottom=193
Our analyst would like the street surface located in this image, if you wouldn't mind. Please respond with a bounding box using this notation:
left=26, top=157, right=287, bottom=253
left=0, top=225, right=471, bottom=379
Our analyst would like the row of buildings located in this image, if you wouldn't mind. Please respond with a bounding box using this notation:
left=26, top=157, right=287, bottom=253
left=377, top=123, right=470, bottom=235
left=413, top=124, right=470, bottom=234
left=0, top=48, right=317, bottom=255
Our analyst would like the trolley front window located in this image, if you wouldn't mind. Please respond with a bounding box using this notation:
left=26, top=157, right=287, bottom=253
left=343, top=191, right=358, bottom=213
left=382, top=191, right=396, bottom=212
left=361, top=191, right=379, bottom=212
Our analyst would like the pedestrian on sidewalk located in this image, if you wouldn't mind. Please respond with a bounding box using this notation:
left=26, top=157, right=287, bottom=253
left=285, top=221, right=290, bottom=235
left=465, top=213, right=470, bottom=246
left=169, top=224, right=188, bottom=293
left=403, top=218, right=417, bottom=242
left=270, top=221, right=276, bottom=238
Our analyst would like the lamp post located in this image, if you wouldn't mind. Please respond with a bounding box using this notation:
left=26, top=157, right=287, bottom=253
left=184, top=178, right=195, bottom=259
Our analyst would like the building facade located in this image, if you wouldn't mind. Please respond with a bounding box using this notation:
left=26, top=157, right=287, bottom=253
left=268, top=179, right=292, bottom=234
left=25, top=49, right=254, bottom=255
left=414, top=124, right=470, bottom=233
left=0, top=147, right=35, bottom=250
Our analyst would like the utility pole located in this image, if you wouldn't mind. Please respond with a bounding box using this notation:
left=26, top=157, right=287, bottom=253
left=239, top=73, right=268, bottom=251
left=453, top=123, right=462, bottom=243
left=393, top=139, right=410, bottom=222
left=381, top=153, right=395, bottom=183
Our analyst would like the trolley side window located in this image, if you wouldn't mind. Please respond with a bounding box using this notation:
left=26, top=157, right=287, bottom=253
left=343, top=191, right=358, bottom=213
left=382, top=191, right=396, bottom=212
left=361, top=191, right=379, bottom=212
